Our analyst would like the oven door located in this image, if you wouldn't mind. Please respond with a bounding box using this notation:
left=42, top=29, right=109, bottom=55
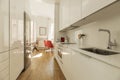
left=58, top=48, right=62, bottom=59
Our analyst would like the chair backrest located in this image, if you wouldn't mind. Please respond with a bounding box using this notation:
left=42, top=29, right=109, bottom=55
left=47, top=40, right=54, bottom=48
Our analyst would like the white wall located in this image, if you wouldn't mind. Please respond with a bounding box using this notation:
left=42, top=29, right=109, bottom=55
left=32, top=16, right=53, bottom=47
left=66, top=1, right=120, bottom=51
left=26, top=0, right=55, bottom=46
left=29, top=0, right=55, bottom=20
left=32, top=16, right=50, bottom=38
left=25, top=0, right=31, bottom=16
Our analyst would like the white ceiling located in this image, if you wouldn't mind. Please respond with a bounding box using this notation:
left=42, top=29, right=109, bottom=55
left=40, top=0, right=60, bottom=4
left=29, top=0, right=56, bottom=20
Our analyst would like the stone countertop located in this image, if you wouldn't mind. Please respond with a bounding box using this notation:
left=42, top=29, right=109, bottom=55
left=60, top=43, right=120, bottom=69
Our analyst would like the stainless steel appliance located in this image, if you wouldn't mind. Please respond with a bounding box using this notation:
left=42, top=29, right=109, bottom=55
left=58, top=48, right=62, bottom=59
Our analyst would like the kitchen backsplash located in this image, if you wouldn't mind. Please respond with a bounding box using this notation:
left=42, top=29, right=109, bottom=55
left=66, top=3, right=120, bottom=51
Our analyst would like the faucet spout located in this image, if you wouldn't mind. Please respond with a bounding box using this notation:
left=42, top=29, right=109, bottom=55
left=98, top=29, right=117, bottom=49
left=99, top=29, right=110, bottom=34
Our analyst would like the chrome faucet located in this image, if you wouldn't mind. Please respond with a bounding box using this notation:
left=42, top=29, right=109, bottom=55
left=99, top=29, right=117, bottom=49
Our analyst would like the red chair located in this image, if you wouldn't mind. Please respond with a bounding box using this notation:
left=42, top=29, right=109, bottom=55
left=46, top=40, right=54, bottom=48
left=44, top=40, right=54, bottom=53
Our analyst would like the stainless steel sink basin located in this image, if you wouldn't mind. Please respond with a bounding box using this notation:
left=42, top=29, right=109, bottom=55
left=61, top=42, right=76, bottom=44
left=81, top=48, right=119, bottom=55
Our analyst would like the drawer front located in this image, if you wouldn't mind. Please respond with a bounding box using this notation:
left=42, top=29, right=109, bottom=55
left=0, top=52, right=9, bottom=62
left=0, top=52, right=9, bottom=80
left=0, top=60, right=9, bottom=72
left=0, top=68, right=9, bottom=80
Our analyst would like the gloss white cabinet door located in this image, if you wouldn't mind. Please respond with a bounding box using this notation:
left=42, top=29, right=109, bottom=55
left=70, top=0, right=82, bottom=24
left=10, top=0, right=24, bottom=79
left=0, top=0, right=9, bottom=52
left=0, top=52, right=9, bottom=80
left=71, top=50, right=92, bottom=80
left=62, top=48, right=72, bottom=80
left=59, top=0, right=70, bottom=30
left=82, top=0, right=116, bottom=18
left=87, top=58, right=120, bottom=80
left=10, top=48, right=24, bottom=80
left=71, top=50, right=120, bottom=80
left=10, top=0, right=24, bottom=49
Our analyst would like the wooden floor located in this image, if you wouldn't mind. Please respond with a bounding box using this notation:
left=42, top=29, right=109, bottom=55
left=17, top=50, right=66, bottom=80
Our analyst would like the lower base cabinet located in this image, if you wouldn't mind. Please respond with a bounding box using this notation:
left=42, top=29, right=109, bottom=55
left=62, top=48, right=72, bottom=80
left=0, top=52, right=9, bottom=80
left=60, top=48, right=120, bottom=80
left=71, top=50, right=92, bottom=80
left=55, top=46, right=120, bottom=80
left=88, top=58, right=120, bottom=80
left=10, top=48, right=24, bottom=80
left=71, top=50, right=120, bottom=80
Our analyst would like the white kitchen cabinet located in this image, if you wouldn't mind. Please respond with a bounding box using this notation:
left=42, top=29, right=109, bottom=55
left=70, top=0, right=82, bottom=24
left=54, top=46, right=64, bottom=73
left=0, top=0, right=9, bottom=78
left=0, top=67, right=9, bottom=80
left=71, top=50, right=92, bottom=80
left=87, top=58, right=120, bottom=80
left=10, top=48, right=24, bottom=80
left=59, top=0, right=70, bottom=30
left=62, top=48, right=72, bottom=80
left=82, top=0, right=116, bottom=18
left=71, top=50, right=120, bottom=80
left=59, top=0, right=117, bottom=31
left=59, top=0, right=82, bottom=30
left=10, top=0, right=24, bottom=49
left=0, top=0, right=9, bottom=52
left=0, top=52, right=9, bottom=80
left=10, top=0, right=24, bottom=79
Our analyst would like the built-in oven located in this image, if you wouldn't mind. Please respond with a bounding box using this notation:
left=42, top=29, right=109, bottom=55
left=56, top=47, right=63, bottom=64
left=58, top=48, right=62, bottom=59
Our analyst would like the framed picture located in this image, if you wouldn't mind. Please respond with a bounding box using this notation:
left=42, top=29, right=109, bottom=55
left=39, top=27, right=46, bottom=35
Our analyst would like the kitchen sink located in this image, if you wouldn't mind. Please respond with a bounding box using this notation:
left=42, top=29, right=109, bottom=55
left=81, top=48, right=119, bottom=55
left=61, top=42, right=76, bottom=44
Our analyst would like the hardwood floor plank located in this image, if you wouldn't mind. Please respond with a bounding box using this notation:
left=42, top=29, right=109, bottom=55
left=17, top=50, right=66, bottom=80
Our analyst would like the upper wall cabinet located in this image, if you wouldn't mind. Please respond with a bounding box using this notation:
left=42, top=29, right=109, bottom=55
left=59, top=0, right=82, bottom=31
left=59, top=0, right=70, bottom=30
left=70, top=0, right=82, bottom=25
left=59, top=0, right=117, bottom=31
left=0, top=0, right=9, bottom=52
left=82, top=0, right=116, bottom=18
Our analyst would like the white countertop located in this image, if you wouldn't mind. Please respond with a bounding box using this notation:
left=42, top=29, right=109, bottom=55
left=59, top=43, right=120, bottom=69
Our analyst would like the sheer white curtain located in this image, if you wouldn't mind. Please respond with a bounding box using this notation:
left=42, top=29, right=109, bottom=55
left=48, top=23, right=54, bottom=42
